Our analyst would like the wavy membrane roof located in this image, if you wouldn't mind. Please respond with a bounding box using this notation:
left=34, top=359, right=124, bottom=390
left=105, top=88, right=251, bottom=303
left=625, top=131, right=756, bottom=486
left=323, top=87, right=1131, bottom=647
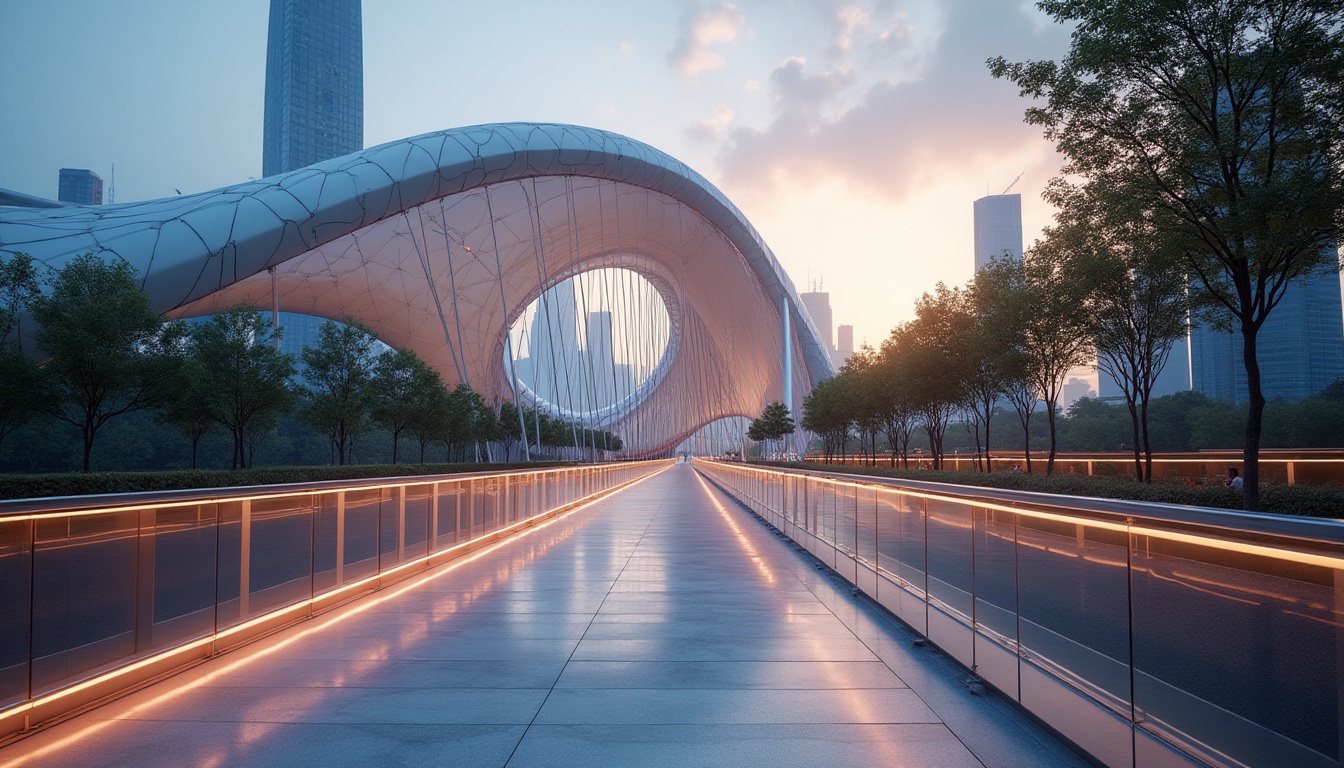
left=0, top=124, right=833, bottom=455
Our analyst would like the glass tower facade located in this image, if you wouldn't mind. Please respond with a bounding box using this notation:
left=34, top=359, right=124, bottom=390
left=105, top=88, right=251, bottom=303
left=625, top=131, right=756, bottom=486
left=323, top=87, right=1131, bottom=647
left=57, top=169, right=102, bottom=205
left=973, top=193, right=1023, bottom=272
left=262, top=0, right=363, bottom=177
left=1191, top=269, right=1344, bottom=403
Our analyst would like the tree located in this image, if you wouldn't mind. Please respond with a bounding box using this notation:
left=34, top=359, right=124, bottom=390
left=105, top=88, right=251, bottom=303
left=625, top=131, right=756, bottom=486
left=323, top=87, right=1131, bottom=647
left=895, top=284, right=971, bottom=469
left=0, top=252, right=46, bottom=453
left=300, top=319, right=377, bottom=465
left=749, top=401, right=796, bottom=458
left=801, top=376, right=854, bottom=462
left=155, top=355, right=217, bottom=469
left=407, top=384, right=452, bottom=464
left=991, top=0, right=1344, bottom=507
left=495, top=400, right=523, bottom=461
left=194, top=305, right=295, bottom=469
left=1019, top=237, right=1095, bottom=475
left=1060, top=182, right=1191, bottom=482
left=32, top=253, right=180, bottom=471
left=370, top=347, right=446, bottom=464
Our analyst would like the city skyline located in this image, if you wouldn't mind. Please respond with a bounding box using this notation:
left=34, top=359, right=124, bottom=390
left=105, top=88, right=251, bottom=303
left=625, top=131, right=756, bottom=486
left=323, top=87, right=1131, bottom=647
left=0, top=0, right=1077, bottom=350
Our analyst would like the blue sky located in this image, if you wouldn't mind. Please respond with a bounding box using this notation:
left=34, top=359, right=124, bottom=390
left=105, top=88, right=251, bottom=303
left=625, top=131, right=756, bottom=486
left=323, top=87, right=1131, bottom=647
left=0, top=0, right=1073, bottom=351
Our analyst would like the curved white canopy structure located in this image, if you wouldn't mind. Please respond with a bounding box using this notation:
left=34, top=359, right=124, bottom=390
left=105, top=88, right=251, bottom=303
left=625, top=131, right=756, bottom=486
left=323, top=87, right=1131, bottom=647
left=0, top=123, right=833, bottom=455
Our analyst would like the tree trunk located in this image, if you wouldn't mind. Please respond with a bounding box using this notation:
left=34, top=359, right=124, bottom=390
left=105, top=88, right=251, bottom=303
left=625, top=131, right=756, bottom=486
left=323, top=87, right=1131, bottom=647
left=1022, top=420, right=1032, bottom=475
left=1046, top=401, right=1058, bottom=476
left=1140, top=396, right=1154, bottom=485
left=1241, top=323, right=1265, bottom=511
left=82, top=423, right=94, bottom=472
left=191, top=435, right=200, bottom=470
left=1127, top=398, right=1143, bottom=483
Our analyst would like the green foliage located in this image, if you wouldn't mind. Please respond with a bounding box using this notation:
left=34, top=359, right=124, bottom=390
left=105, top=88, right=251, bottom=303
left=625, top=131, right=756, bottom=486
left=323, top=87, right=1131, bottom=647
left=370, top=346, right=447, bottom=464
left=0, top=252, right=46, bottom=450
left=193, top=304, right=296, bottom=469
left=299, top=318, right=377, bottom=464
left=31, top=253, right=179, bottom=471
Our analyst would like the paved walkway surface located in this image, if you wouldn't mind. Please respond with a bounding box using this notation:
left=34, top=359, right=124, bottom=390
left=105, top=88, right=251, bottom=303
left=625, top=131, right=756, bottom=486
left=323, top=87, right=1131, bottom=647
left=3, top=464, right=1087, bottom=767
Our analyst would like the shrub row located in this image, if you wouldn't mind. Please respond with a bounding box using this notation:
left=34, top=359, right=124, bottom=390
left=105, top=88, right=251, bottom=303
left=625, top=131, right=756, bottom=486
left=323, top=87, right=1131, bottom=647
left=769, top=461, right=1344, bottom=519
left=0, top=461, right=575, bottom=502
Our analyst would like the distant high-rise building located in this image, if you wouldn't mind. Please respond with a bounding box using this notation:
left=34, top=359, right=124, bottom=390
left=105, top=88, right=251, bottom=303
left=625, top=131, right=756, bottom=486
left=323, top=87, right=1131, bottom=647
left=1191, top=271, right=1344, bottom=403
left=834, top=324, right=854, bottom=368
left=800, top=291, right=834, bottom=352
left=1097, top=336, right=1192, bottom=401
left=58, top=169, right=102, bottom=205
left=973, top=193, right=1023, bottom=272
left=584, top=310, right=615, bottom=408
left=527, top=283, right=580, bottom=405
left=1060, top=377, right=1096, bottom=413
left=263, top=0, right=363, bottom=177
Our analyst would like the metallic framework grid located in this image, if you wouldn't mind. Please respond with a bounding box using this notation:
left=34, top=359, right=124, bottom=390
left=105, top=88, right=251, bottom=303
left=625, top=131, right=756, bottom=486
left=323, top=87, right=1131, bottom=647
left=0, top=123, right=834, bottom=455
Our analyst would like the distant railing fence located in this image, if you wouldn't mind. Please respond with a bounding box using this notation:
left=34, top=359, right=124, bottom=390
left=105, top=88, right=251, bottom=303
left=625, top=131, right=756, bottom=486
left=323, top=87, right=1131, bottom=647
left=696, top=459, right=1344, bottom=768
left=0, top=460, right=670, bottom=741
left=803, top=450, right=1344, bottom=487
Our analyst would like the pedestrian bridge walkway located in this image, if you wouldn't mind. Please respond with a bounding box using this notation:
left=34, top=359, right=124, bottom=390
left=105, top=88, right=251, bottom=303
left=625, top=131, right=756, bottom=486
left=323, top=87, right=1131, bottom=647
left=0, top=464, right=1082, bottom=768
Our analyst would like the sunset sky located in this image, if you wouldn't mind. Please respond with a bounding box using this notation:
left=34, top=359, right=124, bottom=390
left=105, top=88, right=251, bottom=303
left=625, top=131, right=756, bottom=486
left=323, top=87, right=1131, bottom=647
left=0, top=0, right=1073, bottom=353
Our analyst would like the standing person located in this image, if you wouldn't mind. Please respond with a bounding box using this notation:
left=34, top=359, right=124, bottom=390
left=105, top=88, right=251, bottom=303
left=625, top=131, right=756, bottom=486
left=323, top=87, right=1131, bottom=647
left=1225, top=467, right=1243, bottom=490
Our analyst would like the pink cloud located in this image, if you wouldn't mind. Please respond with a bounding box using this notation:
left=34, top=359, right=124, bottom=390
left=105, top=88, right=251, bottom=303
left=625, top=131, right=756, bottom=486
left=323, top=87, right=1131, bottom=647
left=717, top=0, right=1070, bottom=201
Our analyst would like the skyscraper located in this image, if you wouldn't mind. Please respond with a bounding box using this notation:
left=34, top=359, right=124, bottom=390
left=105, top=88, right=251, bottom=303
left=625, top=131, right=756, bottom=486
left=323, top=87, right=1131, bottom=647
left=835, top=324, right=854, bottom=368
left=584, top=310, right=615, bottom=408
left=972, top=193, right=1023, bottom=272
left=799, top=291, right=833, bottom=352
left=527, top=281, right=580, bottom=406
left=1191, top=270, right=1344, bottom=403
left=57, top=169, right=102, bottom=205
left=263, top=0, right=363, bottom=177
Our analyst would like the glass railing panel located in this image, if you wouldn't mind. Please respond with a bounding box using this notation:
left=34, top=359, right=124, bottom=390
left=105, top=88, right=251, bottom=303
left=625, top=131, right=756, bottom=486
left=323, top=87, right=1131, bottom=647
left=835, top=484, right=857, bottom=556
left=312, top=493, right=339, bottom=594
left=150, top=503, right=218, bottom=649
left=811, top=481, right=833, bottom=540
left=247, top=495, right=315, bottom=617
left=30, top=510, right=138, bottom=694
left=216, top=501, right=242, bottom=627
left=857, top=486, right=878, bottom=567
left=342, top=490, right=380, bottom=584
left=1130, top=533, right=1340, bottom=768
left=403, top=484, right=431, bottom=560
left=925, top=497, right=973, bottom=622
left=1016, top=514, right=1131, bottom=705
left=0, top=518, right=31, bottom=707
left=972, top=507, right=1017, bottom=648
left=378, top=487, right=400, bottom=569
left=435, top=482, right=464, bottom=549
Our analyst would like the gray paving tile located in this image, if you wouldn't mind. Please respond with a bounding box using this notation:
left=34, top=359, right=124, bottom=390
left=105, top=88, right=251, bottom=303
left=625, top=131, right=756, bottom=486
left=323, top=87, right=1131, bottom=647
left=554, top=660, right=907, bottom=690
left=14, top=721, right=526, bottom=768
left=506, top=724, right=984, bottom=768
left=533, top=687, right=939, bottom=724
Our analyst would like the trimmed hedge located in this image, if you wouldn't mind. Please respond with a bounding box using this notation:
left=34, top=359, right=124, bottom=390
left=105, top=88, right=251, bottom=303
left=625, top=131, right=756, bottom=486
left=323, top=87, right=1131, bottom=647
left=768, top=461, right=1344, bottom=519
left=0, top=461, right=576, bottom=502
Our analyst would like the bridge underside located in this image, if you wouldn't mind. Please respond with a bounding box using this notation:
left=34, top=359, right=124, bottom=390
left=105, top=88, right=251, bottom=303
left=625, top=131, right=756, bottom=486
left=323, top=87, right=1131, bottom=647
left=0, top=124, right=835, bottom=454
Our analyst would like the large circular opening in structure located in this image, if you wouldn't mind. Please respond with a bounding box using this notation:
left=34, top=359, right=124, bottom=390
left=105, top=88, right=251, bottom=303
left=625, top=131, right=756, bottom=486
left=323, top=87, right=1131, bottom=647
left=506, top=267, right=673, bottom=423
